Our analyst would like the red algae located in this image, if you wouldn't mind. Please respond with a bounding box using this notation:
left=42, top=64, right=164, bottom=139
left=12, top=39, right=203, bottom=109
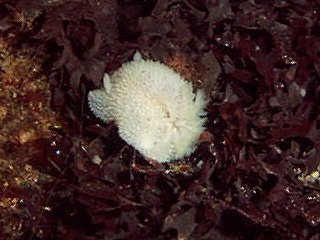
left=0, top=0, right=319, bottom=239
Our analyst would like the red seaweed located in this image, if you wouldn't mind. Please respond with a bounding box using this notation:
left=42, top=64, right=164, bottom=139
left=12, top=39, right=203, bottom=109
left=0, top=0, right=320, bottom=239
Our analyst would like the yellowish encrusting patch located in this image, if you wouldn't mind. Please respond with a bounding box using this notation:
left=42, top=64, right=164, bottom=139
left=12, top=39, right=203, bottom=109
left=88, top=52, right=207, bottom=162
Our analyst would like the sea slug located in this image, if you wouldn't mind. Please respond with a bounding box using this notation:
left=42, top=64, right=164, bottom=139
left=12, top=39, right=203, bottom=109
left=88, top=52, right=207, bottom=162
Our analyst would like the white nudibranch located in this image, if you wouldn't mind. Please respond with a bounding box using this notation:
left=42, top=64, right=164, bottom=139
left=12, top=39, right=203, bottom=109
left=88, top=52, right=208, bottom=162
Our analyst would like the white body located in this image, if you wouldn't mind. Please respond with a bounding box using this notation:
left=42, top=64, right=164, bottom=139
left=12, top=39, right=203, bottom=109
left=88, top=52, right=207, bottom=162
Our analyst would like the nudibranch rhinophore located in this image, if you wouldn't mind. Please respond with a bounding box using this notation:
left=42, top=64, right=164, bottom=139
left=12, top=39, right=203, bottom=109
left=88, top=52, right=207, bottom=163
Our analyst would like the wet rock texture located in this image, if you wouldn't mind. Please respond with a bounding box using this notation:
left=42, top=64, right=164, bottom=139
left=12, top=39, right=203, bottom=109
left=0, top=0, right=319, bottom=239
